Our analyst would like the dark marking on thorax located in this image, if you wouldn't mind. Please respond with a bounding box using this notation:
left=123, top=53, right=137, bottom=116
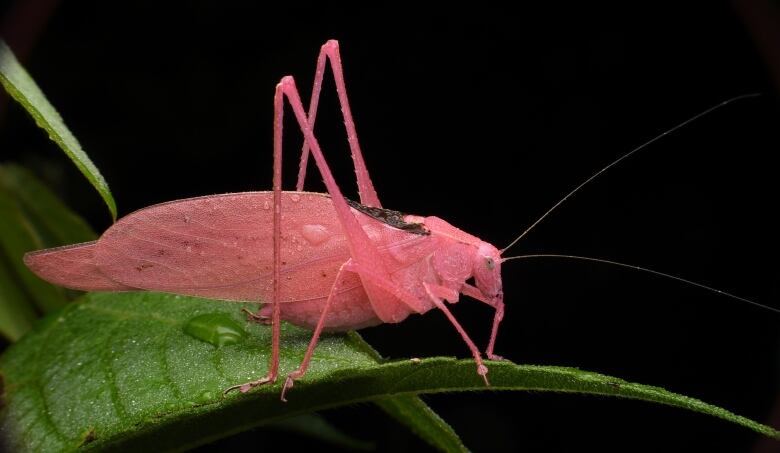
left=345, top=199, right=430, bottom=235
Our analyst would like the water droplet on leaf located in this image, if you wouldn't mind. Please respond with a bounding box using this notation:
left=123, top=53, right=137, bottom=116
left=198, top=390, right=215, bottom=402
left=183, top=313, right=246, bottom=347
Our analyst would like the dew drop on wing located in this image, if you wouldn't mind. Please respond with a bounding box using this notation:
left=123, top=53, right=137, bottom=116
left=300, top=224, right=330, bottom=246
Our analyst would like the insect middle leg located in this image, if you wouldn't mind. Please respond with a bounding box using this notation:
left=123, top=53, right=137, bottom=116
left=280, top=261, right=352, bottom=401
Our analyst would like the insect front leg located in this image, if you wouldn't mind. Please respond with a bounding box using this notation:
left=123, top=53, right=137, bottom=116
left=423, top=282, right=490, bottom=385
left=461, top=283, right=505, bottom=360
left=296, top=40, right=381, bottom=208
left=334, top=259, right=491, bottom=384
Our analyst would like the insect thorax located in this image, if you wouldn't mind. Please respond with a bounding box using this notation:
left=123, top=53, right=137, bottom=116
left=345, top=199, right=429, bottom=235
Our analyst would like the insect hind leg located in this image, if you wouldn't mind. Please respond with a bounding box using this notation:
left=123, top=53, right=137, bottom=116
left=295, top=40, right=381, bottom=208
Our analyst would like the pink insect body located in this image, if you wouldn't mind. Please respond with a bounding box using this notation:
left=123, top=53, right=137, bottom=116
left=23, top=40, right=505, bottom=398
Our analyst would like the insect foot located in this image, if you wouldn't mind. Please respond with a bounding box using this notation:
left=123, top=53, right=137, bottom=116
left=280, top=370, right=307, bottom=402
left=478, top=364, right=490, bottom=386
left=241, top=307, right=272, bottom=325
left=222, top=375, right=277, bottom=397
left=487, top=353, right=505, bottom=361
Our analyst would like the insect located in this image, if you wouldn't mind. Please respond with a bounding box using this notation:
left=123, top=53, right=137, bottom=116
left=23, top=40, right=505, bottom=399
left=22, top=40, right=774, bottom=402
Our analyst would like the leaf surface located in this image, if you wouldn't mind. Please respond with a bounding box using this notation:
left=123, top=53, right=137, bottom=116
left=0, top=292, right=776, bottom=452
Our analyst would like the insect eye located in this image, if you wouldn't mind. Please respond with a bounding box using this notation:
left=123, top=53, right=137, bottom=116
left=485, top=257, right=495, bottom=270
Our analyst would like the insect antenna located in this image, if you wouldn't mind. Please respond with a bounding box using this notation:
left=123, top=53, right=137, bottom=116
left=500, top=93, right=763, bottom=254
left=501, top=254, right=780, bottom=314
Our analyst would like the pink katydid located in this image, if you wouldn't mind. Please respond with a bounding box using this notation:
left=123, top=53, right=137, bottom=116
left=23, top=40, right=504, bottom=399
left=22, top=41, right=775, bottom=401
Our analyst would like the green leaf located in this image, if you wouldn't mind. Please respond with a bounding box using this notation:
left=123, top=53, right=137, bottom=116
left=0, top=165, right=96, bottom=246
left=374, top=395, right=467, bottom=453
left=262, top=413, right=373, bottom=450
left=344, top=331, right=468, bottom=453
left=0, top=39, right=116, bottom=221
left=0, top=165, right=97, bottom=328
left=0, top=183, right=68, bottom=323
left=0, top=292, right=776, bottom=452
left=0, top=251, right=37, bottom=342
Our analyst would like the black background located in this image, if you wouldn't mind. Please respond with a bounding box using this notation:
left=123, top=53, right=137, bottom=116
left=1, top=2, right=778, bottom=452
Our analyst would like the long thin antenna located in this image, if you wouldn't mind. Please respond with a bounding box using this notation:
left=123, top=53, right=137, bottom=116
left=502, top=253, right=780, bottom=314
left=501, top=93, right=762, bottom=253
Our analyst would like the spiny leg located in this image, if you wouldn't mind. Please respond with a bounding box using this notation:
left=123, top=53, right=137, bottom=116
left=277, top=77, right=407, bottom=313
left=295, top=40, right=381, bottom=208
left=228, top=74, right=394, bottom=397
left=228, top=44, right=391, bottom=396
left=485, top=301, right=504, bottom=361
left=280, top=262, right=350, bottom=401
left=461, top=283, right=505, bottom=360
left=424, top=282, right=490, bottom=385
left=224, top=66, right=290, bottom=396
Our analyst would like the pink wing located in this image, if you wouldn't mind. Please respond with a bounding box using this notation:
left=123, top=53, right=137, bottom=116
left=93, top=192, right=357, bottom=302
left=24, top=241, right=134, bottom=291
left=25, top=191, right=435, bottom=303
left=25, top=192, right=354, bottom=302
